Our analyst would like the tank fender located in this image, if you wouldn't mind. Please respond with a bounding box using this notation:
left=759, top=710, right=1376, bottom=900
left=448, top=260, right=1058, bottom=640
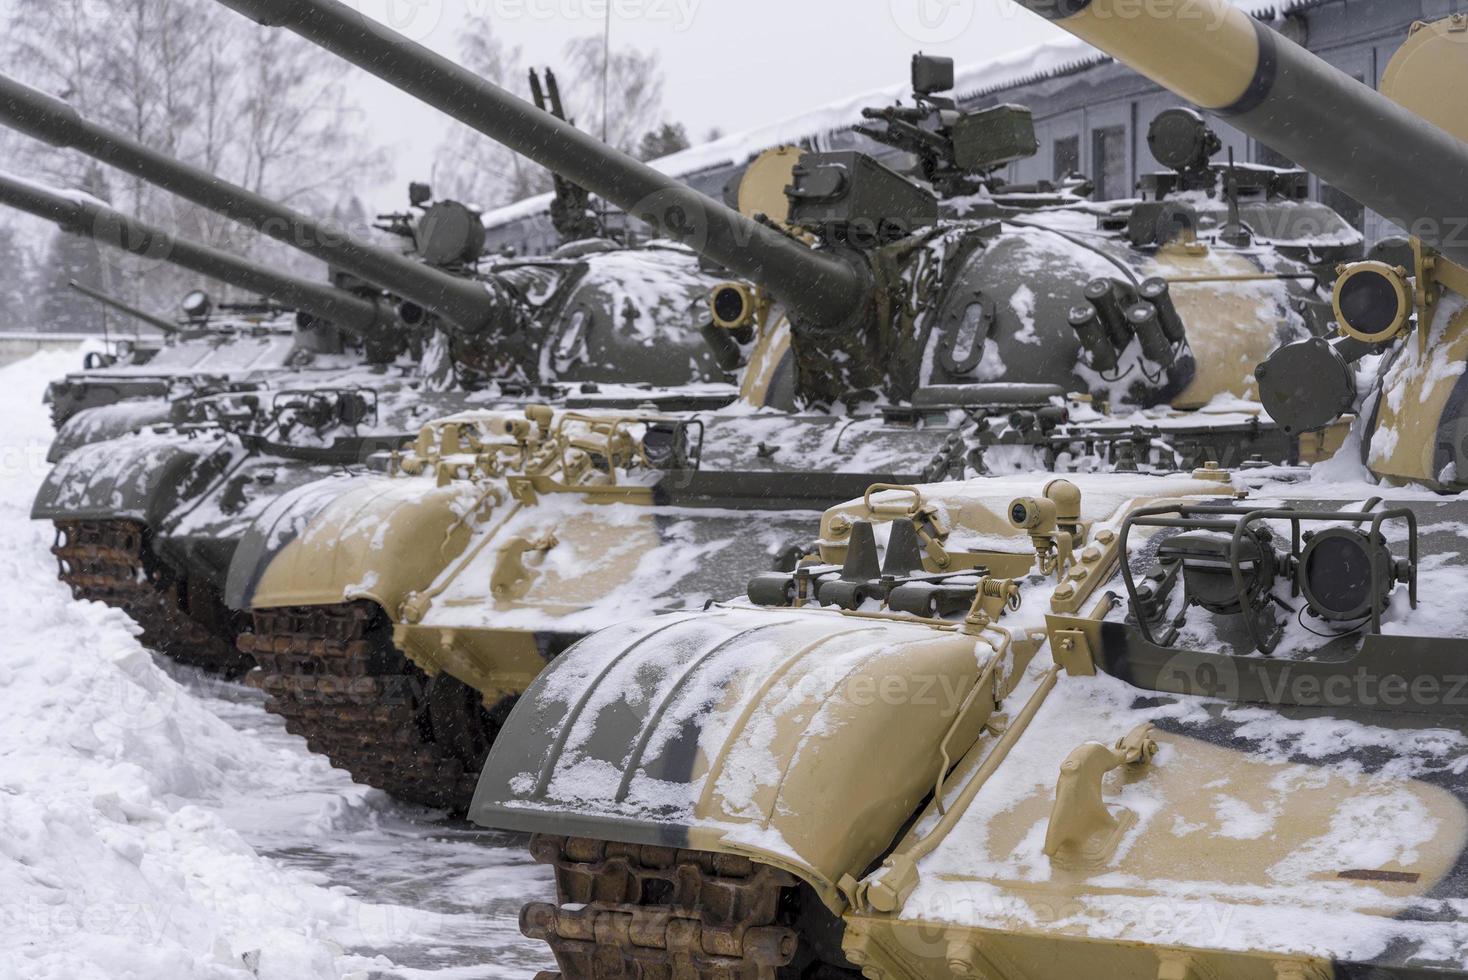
left=47, top=399, right=174, bottom=463
left=31, top=431, right=237, bottom=526
left=472, top=606, right=1012, bottom=908
left=224, top=475, right=488, bottom=612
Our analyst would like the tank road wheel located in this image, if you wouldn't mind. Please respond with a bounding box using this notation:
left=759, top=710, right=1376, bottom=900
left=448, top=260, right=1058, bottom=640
left=522, top=836, right=858, bottom=980
left=239, top=603, right=501, bottom=813
left=51, top=519, right=254, bottom=676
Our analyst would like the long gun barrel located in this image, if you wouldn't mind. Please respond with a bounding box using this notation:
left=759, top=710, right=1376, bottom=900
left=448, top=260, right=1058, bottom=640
left=0, top=74, right=503, bottom=334
left=0, top=169, right=389, bottom=336
left=68, top=279, right=181, bottom=335
left=1009, top=0, right=1468, bottom=266
left=209, top=0, right=869, bottom=331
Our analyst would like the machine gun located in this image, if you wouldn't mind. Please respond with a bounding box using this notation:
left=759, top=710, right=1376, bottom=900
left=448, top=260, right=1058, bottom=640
left=855, top=53, right=1041, bottom=199
left=530, top=67, right=600, bottom=244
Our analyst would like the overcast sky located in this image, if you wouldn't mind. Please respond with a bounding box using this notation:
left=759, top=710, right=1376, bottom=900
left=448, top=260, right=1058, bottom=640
left=346, top=0, right=1065, bottom=207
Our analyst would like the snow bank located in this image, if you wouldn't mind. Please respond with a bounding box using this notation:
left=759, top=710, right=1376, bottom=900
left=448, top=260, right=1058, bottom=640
left=0, top=348, right=406, bottom=980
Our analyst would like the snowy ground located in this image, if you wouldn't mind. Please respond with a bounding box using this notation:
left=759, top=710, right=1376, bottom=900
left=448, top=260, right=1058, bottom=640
left=0, top=349, right=555, bottom=980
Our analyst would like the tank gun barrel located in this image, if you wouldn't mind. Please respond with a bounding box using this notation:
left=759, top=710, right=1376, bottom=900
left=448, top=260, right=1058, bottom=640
left=210, top=0, right=869, bottom=331
left=1010, top=0, right=1468, bottom=266
left=0, top=73, right=502, bottom=334
left=0, top=170, right=390, bottom=336
left=67, top=279, right=181, bottom=335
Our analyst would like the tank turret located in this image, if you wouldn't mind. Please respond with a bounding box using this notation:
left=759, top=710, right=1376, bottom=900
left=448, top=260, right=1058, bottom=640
left=212, top=0, right=870, bottom=333
left=0, top=74, right=511, bottom=340
left=1010, top=0, right=1468, bottom=264
left=210, top=0, right=1341, bottom=411
left=208, top=0, right=985, bottom=405
left=0, top=169, right=394, bottom=347
left=1008, top=1, right=1468, bottom=489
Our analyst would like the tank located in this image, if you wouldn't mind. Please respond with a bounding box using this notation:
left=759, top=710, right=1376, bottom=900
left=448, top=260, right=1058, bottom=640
left=209, top=1, right=1357, bottom=409
left=0, top=73, right=733, bottom=394
left=193, top=0, right=1369, bottom=812
left=45, top=288, right=327, bottom=457
left=996, top=0, right=1468, bottom=492
left=470, top=8, right=1468, bottom=979
left=0, top=83, right=734, bottom=675
left=0, top=169, right=402, bottom=445
left=2, top=170, right=419, bottom=673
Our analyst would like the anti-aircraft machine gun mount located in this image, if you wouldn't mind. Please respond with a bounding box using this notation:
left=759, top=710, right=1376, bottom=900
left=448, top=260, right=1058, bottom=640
left=530, top=67, right=601, bottom=245
left=855, top=53, right=1048, bottom=202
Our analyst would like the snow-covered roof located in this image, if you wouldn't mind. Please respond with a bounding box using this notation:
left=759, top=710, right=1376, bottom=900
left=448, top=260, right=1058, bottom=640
left=481, top=0, right=1323, bottom=230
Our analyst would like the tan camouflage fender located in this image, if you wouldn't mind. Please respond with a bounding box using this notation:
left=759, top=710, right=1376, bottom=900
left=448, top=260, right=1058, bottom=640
left=471, top=605, right=1037, bottom=910
left=223, top=474, right=493, bottom=613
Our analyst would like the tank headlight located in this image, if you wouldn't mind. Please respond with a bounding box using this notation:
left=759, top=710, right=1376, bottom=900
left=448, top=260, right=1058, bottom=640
left=1254, top=337, right=1356, bottom=435
left=710, top=282, right=757, bottom=330
left=1159, top=530, right=1280, bottom=618
left=1298, top=528, right=1395, bottom=622
left=182, top=289, right=212, bottom=320
left=1333, top=261, right=1412, bottom=344
left=1008, top=496, right=1057, bottom=533
left=1147, top=107, right=1221, bottom=174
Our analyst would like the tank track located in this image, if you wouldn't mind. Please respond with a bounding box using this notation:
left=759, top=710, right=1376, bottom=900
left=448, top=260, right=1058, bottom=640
left=51, top=519, right=254, bottom=676
left=239, top=602, right=497, bottom=813
left=522, top=835, right=805, bottom=980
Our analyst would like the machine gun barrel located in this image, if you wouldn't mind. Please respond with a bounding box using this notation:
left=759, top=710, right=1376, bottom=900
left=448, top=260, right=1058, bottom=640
left=0, top=73, right=501, bottom=334
left=0, top=170, right=389, bottom=336
left=1011, top=0, right=1468, bottom=266
left=67, top=279, right=181, bottom=335
left=861, top=106, right=929, bottom=123
left=860, top=117, right=949, bottom=154
left=211, top=0, right=869, bottom=331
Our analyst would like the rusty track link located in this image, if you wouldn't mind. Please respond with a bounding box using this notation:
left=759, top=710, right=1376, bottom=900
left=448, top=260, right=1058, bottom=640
left=239, top=602, right=495, bottom=813
left=522, top=835, right=804, bottom=980
left=52, top=519, right=253, bottom=676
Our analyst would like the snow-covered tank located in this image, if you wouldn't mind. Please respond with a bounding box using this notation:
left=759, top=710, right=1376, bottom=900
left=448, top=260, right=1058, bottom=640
left=0, top=169, right=404, bottom=443
left=195, top=0, right=1371, bottom=813
left=470, top=7, right=1468, bottom=979
left=0, top=77, right=734, bottom=674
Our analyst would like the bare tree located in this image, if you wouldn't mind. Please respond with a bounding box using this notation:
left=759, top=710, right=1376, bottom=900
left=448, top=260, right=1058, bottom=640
left=431, top=29, right=677, bottom=212
left=431, top=31, right=554, bottom=210
left=0, top=220, right=38, bottom=329
left=559, top=36, right=666, bottom=158
left=1, top=0, right=390, bottom=325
